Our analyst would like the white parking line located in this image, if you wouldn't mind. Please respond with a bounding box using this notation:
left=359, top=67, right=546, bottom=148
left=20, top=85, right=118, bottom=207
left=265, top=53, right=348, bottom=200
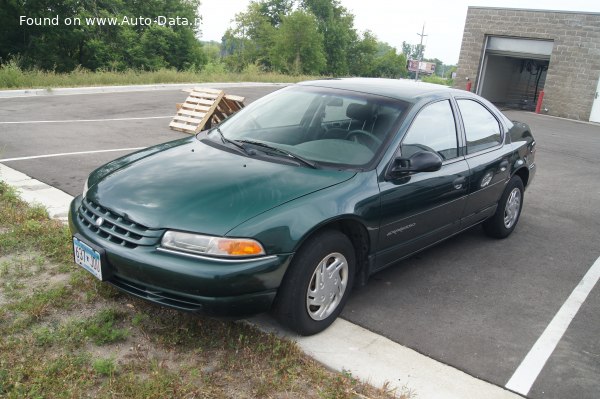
left=0, top=148, right=145, bottom=163
left=0, top=116, right=172, bottom=124
left=506, top=256, right=600, bottom=395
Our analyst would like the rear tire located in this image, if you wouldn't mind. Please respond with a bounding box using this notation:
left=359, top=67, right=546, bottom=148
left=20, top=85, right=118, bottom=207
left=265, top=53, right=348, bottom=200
left=273, top=230, right=355, bottom=336
left=483, top=175, right=524, bottom=239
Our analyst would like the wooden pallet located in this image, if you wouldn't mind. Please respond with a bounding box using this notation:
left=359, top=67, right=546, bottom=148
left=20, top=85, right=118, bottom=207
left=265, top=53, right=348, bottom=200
left=213, top=94, right=245, bottom=124
left=170, top=88, right=245, bottom=134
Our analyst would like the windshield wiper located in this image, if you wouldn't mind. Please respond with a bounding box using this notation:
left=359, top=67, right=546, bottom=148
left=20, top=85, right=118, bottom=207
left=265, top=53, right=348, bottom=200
left=213, top=127, right=249, bottom=154
left=236, top=140, right=318, bottom=169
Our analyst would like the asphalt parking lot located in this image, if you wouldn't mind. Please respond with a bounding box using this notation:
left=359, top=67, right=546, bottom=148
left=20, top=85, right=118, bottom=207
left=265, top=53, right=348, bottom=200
left=1, top=85, right=599, bottom=399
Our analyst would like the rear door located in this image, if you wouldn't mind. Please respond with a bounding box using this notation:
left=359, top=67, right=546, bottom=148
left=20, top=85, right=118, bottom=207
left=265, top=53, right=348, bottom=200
left=454, top=98, right=511, bottom=227
left=376, top=99, right=470, bottom=270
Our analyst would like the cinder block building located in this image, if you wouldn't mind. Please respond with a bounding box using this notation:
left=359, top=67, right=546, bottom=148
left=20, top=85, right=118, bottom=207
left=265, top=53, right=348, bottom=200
left=454, top=7, right=600, bottom=122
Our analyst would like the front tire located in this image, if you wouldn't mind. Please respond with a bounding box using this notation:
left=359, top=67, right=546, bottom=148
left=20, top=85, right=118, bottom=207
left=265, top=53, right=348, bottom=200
left=484, top=175, right=524, bottom=238
left=273, top=230, right=355, bottom=336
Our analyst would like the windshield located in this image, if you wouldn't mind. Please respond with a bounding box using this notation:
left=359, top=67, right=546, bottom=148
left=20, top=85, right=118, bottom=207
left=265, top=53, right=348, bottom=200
left=207, top=85, right=408, bottom=168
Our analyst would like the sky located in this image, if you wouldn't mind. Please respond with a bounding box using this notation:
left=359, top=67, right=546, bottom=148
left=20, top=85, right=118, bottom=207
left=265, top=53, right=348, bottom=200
left=198, top=0, right=600, bottom=65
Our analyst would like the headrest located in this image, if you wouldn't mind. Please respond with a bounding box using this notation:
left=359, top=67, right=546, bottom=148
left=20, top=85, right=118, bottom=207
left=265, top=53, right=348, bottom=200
left=346, top=103, right=371, bottom=121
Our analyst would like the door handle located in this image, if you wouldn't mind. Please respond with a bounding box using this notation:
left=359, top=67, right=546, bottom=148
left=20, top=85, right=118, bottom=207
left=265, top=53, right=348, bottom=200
left=453, top=176, right=466, bottom=190
left=499, top=160, right=509, bottom=172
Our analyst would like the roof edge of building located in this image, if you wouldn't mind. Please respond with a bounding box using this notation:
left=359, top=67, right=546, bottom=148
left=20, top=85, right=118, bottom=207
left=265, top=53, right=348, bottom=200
left=467, top=6, right=600, bottom=16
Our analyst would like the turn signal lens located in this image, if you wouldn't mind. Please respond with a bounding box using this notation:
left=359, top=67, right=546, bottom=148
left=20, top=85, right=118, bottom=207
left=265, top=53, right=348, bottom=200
left=161, top=231, right=266, bottom=258
left=217, top=239, right=264, bottom=256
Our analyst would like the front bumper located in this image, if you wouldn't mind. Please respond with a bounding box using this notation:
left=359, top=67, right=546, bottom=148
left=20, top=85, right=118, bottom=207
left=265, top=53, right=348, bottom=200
left=69, top=196, right=292, bottom=317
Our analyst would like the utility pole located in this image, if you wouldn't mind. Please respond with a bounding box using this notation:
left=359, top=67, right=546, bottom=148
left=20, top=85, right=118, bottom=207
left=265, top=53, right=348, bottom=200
left=415, top=23, right=427, bottom=81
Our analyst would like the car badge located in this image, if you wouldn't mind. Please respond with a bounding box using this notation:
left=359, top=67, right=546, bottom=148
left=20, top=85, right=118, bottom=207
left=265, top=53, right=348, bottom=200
left=95, top=217, right=105, bottom=227
left=480, top=171, right=494, bottom=188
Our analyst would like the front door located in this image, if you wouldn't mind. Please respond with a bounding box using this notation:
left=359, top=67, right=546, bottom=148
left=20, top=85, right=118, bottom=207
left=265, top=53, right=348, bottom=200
left=376, top=100, right=469, bottom=270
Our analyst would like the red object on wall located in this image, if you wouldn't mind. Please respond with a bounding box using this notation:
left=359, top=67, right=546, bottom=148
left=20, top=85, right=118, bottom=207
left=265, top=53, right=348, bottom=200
left=535, top=90, right=545, bottom=114
left=466, top=81, right=472, bottom=92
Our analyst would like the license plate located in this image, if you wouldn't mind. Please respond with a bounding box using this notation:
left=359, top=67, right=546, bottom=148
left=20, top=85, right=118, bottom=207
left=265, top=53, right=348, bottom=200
left=73, top=236, right=103, bottom=281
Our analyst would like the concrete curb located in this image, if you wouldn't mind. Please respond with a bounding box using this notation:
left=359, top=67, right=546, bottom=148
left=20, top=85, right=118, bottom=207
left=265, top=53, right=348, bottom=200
left=0, top=82, right=289, bottom=98
left=251, top=315, right=523, bottom=399
left=530, top=112, right=600, bottom=127
left=1, top=162, right=523, bottom=399
left=0, top=164, right=71, bottom=222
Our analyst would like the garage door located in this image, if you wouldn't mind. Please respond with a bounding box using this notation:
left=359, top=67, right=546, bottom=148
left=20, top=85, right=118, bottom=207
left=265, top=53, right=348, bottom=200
left=477, top=37, right=553, bottom=110
left=485, top=37, right=553, bottom=60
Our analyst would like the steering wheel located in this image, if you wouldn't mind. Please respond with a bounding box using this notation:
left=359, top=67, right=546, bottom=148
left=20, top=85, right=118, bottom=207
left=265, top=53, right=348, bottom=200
left=345, top=130, right=382, bottom=150
left=244, top=115, right=262, bottom=130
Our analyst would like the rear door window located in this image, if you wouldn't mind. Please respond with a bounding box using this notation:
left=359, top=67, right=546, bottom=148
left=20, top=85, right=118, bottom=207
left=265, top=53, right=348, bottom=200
left=456, top=99, right=502, bottom=154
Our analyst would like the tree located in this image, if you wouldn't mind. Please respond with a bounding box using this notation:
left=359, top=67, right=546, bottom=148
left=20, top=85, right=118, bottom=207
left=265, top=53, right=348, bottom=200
left=377, top=41, right=396, bottom=57
left=270, top=11, right=326, bottom=74
left=221, top=0, right=415, bottom=78
left=348, top=30, right=378, bottom=77
left=258, top=0, right=294, bottom=26
left=202, top=41, right=222, bottom=63
left=445, top=65, right=457, bottom=79
left=301, top=0, right=357, bottom=75
left=401, top=41, right=425, bottom=60
left=0, top=0, right=206, bottom=71
left=373, top=49, right=408, bottom=79
left=222, top=1, right=279, bottom=71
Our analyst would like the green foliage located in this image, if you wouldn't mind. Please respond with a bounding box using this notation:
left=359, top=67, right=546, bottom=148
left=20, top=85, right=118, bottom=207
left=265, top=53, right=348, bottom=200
left=421, top=74, right=454, bottom=86
left=202, top=41, right=222, bottom=64
left=0, top=60, right=24, bottom=88
left=11, top=286, right=70, bottom=324
left=433, top=63, right=456, bottom=79
left=1, top=0, right=428, bottom=80
left=445, top=65, right=457, bottom=79
left=258, top=0, right=294, bottom=26
left=93, top=358, right=117, bottom=377
left=402, top=41, right=425, bottom=61
left=0, top=63, right=316, bottom=89
left=302, top=0, right=357, bottom=75
left=270, top=11, right=326, bottom=74
left=221, top=0, right=410, bottom=78
left=348, top=30, right=378, bottom=77
left=221, top=1, right=278, bottom=71
left=82, top=309, right=129, bottom=345
left=373, top=50, right=408, bottom=79
left=0, top=0, right=206, bottom=72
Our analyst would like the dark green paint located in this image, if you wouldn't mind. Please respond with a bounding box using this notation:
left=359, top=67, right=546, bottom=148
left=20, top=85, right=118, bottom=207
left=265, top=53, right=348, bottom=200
left=87, top=136, right=355, bottom=235
left=69, top=79, right=536, bottom=318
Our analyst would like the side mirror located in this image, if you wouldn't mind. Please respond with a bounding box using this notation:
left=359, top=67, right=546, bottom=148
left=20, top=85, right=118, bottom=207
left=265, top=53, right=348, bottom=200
left=389, top=151, right=442, bottom=177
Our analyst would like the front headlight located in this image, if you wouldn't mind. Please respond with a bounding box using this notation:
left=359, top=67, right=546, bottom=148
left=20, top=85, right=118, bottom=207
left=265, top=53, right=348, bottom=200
left=161, top=231, right=266, bottom=257
left=82, top=179, right=89, bottom=198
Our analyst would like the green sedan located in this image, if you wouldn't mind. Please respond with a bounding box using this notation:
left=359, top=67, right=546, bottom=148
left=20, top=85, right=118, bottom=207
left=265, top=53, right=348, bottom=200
left=69, top=78, right=536, bottom=335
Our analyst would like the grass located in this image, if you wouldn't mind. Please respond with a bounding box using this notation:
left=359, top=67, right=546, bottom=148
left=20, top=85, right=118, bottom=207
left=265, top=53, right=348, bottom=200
left=421, top=74, right=454, bottom=86
left=0, top=180, right=408, bottom=398
left=0, top=61, right=319, bottom=90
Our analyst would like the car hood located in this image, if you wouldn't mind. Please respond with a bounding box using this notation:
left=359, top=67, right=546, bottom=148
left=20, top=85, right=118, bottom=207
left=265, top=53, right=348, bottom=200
left=87, top=137, right=355, bottom=235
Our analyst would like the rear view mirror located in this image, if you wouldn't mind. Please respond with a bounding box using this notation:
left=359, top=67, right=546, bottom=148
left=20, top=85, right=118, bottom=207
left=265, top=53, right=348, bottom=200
left=327, top=97, right=343, bottom=106
left=389, top=151, right=442, bottom=177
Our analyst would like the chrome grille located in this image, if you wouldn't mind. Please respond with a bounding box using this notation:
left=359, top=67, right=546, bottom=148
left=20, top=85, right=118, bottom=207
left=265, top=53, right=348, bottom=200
left=77, top=198, right=164, bottom=248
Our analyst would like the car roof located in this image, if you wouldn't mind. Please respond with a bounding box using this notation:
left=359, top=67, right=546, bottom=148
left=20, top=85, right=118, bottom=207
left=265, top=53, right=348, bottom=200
left=298, top=77, right=470, bottom=103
